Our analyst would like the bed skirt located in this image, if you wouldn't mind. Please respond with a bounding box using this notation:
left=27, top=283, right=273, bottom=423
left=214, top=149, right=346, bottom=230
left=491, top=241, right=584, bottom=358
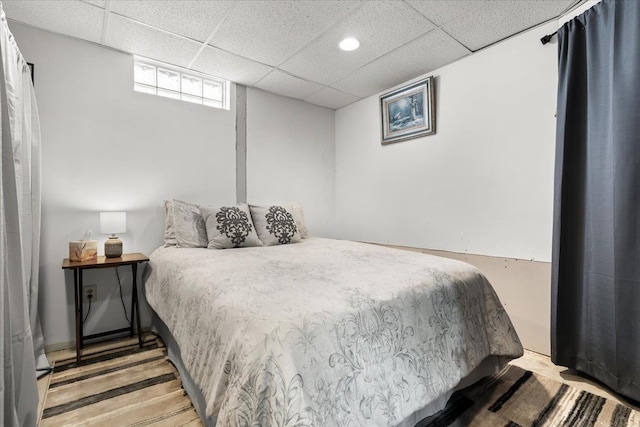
left=151, top=311, right=217, bottom=427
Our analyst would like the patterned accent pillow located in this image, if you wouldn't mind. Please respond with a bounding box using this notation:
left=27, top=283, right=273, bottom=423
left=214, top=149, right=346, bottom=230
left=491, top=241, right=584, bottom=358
left=163, top=200, right=177, bottom=247
left=171, top=199, right=208, bottom=248
left=200, top=204, right=263, bottom=249
left=249, top=204, right=302, bottom=246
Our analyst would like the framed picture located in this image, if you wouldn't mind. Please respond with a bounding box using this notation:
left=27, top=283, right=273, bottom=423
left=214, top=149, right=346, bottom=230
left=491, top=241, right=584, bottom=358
left=380, top=76, right=435, bottom=145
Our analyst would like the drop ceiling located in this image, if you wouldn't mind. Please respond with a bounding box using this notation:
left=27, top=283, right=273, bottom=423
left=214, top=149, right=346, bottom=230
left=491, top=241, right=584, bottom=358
left=3, top=0, right=582, bottom=110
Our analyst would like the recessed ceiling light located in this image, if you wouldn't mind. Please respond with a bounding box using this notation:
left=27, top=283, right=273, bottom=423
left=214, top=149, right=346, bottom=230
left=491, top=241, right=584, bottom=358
left=339, top=38, right=360, bottom=51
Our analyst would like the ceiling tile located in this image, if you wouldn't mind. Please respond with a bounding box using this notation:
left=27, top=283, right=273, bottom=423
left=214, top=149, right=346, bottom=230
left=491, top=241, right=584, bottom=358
left=191, top=45, right=273, bottom=86
left=105, top=15, right=201, bottom=68
left=303, top=87, right=361, bottom=110
left=441, top=1, right=576, bottom=51
left=280, top=1, right=435, bottom=85
left=405, top=0, right=488, bottom=27
left=3, top=0, right=104, bottom=44
left=209, top=1, right=358, bottom=67
left=110, top=1, right=236, bottom=43
left=254, top=70, right=325, bottom=100
left=3, top=0, right=581, bottom=107
left=332, top=29, right=470, bottom=98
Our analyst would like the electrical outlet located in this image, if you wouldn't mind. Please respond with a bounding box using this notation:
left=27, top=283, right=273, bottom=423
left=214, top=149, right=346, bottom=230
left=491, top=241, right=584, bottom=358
left=83, top=285, right=97, bottom=303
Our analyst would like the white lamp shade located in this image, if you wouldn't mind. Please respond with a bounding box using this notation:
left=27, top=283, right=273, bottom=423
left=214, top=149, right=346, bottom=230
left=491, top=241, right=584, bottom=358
left=100, top=212, right=126, bottom=234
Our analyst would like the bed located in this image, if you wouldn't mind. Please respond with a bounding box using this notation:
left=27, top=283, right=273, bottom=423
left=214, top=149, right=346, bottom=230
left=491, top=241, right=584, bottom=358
left=144, top=237, right=523, bottom=427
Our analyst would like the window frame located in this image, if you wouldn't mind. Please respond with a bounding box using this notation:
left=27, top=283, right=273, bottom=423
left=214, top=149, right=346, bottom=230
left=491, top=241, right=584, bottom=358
left=133, top=57, right=230, bottom=110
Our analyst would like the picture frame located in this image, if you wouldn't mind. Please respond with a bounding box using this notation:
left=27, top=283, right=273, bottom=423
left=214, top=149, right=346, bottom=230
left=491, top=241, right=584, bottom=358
left=380, top=76, right=435, bottom=145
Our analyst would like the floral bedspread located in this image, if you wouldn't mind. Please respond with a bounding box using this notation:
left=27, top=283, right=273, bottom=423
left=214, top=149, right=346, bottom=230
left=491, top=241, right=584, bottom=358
left=145, top=238, right=523, bottom=427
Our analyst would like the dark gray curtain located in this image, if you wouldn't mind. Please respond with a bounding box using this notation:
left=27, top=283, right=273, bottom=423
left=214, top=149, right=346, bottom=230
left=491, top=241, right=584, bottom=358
left=552, top=0, right=640, bottom=403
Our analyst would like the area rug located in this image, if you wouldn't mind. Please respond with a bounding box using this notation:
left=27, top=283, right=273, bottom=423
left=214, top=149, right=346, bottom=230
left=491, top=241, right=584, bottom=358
left=40, top=335, right=202, bottom=427
left=40, top=339, right=639, bottom=427
left=419, top=364, right=639, bottom=427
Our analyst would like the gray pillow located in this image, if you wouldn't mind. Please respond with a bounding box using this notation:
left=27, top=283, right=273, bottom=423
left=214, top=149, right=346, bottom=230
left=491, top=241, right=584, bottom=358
left=200, top=204, right=263, bottom=249
left=172, top=199, right=208, bottom=248
left=249, top=204, right=301, bottom=246
left=163, top=200, right=177, bottom=247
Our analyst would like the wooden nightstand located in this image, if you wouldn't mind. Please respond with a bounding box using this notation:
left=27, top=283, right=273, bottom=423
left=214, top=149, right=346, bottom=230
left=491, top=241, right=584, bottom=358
left=62, top=253, right=149, bottom=364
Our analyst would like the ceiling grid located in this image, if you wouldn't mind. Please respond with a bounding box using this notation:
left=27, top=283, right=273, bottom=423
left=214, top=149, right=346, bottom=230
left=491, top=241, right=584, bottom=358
left=4, top=0, right=585, bottom=109
left=99, top=0, right=111, bottom=45
left=187, top=3, right=241, bottom=69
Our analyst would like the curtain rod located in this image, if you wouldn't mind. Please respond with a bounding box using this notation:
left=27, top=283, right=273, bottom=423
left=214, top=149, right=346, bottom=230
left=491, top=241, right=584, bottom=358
left=542, top=0, right=588, bottom=45
left=541, top=31, right=558, bottom=45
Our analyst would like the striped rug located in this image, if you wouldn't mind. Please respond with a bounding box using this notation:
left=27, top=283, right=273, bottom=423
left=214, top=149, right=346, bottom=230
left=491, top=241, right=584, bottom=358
left=40, top=334, right=202, bottom=427
left=420, top=364, right=639, bottom=427
left=41, top=338, right=639, bottom=427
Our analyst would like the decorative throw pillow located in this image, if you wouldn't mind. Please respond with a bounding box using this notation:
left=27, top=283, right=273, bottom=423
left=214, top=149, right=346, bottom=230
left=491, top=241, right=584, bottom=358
left=163, top=200, right=177, bottom=247
left=289, top=201, right=309, bottom=239
left=200, top=204, right=263, bottom=249
left=171, top=199, right=208, bottom=248
left=249, top=204, right=302, bottom=246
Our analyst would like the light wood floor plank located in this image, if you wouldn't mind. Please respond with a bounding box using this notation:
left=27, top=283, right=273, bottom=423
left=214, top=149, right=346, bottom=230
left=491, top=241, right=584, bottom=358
left=63, top=389, right=195, bottom=427
left=45, top=358, right=174, bottom=408
left=129, top=408, right=201, bottom=427
left=53, top=340, right=159, bottom=370
left=177, top=418, right=206, bottom=427
left=50, top=348, right=166, bottom=386
left=40, top=379, right=184, bottom=426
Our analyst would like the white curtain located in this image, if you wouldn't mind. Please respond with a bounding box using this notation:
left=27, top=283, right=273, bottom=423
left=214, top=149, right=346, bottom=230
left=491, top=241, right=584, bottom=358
left=0, top=4, right=49, bottom=427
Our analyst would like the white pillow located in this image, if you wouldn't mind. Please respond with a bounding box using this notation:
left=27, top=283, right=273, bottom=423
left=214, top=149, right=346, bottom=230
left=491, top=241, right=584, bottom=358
left=172, top=199, right=208, bottom=248
left=289, top=201, right=309, bottom=239
left=163, top=200, right=177, bottom=247
left=199, top=204, right=263, bottom=249
left=249, top=204, right=301, bottom=246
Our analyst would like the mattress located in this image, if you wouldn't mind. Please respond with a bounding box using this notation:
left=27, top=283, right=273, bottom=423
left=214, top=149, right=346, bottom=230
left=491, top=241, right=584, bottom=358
left=145, top=237, right=523, bottom=426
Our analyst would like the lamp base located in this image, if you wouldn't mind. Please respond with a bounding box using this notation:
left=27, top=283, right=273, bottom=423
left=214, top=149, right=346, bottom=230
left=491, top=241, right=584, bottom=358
left=104, top=236, right=123, bottom=258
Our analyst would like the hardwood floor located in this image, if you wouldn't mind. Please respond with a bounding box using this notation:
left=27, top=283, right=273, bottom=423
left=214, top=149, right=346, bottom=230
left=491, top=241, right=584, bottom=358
left=38, top=334, right=202, bottom=427
left=37, top=337, right=638, bottom=426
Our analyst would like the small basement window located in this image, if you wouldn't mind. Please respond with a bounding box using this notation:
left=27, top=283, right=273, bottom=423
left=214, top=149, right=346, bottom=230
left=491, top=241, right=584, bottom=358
left=134, top=57, right=230, bottom=110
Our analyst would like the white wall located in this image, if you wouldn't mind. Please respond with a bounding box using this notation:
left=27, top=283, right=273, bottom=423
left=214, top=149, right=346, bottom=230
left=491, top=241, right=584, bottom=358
left=246, top=88, right=335, bottom=237
left=335, top=21, right=559, bottom=263
left=335, top=21, right=560, bottom=354
left=9, top=22, right=237, bottom=348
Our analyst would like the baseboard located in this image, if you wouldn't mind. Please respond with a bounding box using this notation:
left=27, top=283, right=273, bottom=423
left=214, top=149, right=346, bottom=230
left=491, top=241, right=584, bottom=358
left=44, top=341, right=74, bottom=353
left=44, top=328, right=153, bottom=354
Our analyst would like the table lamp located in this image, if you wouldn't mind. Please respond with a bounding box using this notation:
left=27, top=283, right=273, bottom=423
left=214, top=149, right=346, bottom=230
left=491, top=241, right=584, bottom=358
left=100, top=211, right=126, bottom=258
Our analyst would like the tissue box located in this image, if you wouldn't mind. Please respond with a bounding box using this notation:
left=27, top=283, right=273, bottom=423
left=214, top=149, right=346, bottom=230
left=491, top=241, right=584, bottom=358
left=69, top=240, right=98, bottom=262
